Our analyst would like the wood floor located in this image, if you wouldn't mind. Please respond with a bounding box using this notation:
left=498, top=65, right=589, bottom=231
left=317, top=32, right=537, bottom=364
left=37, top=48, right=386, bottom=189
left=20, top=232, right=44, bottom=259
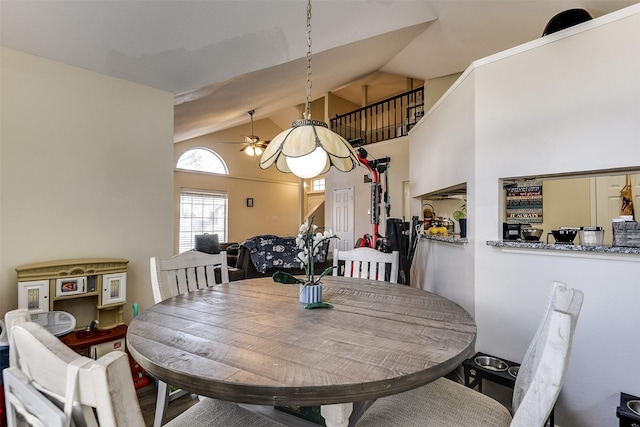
left=136, top=381, right=198, bottom=427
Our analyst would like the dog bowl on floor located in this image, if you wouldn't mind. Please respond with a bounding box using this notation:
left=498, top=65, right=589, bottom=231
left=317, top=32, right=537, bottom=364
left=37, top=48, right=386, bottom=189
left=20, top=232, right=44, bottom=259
left=628, top=400, right=640, bottom=417
left=508, top=366, right=519, bottom=378
left=474, top=355, right=508, bottom=371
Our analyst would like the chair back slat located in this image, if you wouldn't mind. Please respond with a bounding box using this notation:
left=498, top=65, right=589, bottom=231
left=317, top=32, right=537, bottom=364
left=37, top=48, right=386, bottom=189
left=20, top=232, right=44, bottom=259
left=151, top=250, right=229, bottom=303
left=333, top=247, right=399, bottom=283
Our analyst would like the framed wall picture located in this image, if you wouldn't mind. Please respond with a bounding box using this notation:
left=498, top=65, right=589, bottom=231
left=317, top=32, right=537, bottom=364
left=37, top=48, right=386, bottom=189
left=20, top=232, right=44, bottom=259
left=246, top=197, right=254, bottom=207
left=505, top=180, right=543, bottom=223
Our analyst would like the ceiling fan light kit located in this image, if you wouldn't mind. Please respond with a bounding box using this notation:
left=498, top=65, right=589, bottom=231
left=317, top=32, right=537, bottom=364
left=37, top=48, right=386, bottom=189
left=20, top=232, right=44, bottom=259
left=244, top=145, right=263, bottom=156
left=220, top=109, right=269, bottom=157
left=259, top=0, right=359, bottom=179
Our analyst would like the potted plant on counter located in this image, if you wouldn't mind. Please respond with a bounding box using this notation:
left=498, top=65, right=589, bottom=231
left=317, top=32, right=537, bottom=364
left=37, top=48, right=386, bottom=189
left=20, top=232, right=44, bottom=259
left=453, top=204, right=467, bottom=238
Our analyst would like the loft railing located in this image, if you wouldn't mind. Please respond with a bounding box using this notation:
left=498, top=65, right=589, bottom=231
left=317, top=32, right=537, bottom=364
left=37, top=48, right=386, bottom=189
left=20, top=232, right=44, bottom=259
left=330, top=87, right=424, bottom=145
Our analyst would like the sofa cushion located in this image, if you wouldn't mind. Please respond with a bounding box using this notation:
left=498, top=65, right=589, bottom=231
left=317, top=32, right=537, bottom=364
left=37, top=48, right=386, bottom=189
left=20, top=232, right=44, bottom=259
left=240, top=235, right=329, bottom=274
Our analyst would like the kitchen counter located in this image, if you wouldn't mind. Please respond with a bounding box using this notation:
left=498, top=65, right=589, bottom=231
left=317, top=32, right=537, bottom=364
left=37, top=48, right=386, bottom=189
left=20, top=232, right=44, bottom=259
left=421, top=234, right=468, bottom=244
left=486, top=240, right=640, bottom=255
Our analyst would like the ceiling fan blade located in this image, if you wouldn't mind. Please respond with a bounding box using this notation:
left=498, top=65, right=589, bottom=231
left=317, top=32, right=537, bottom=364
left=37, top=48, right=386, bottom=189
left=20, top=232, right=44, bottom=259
left=217, top=141, right=247, bottom=145
left=243, top=135, right=260, bottom=144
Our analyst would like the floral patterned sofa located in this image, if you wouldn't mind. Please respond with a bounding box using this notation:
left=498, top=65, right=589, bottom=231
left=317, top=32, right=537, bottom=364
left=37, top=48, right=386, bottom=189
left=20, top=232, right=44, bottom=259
left=235, top=235, right=331, bottom=280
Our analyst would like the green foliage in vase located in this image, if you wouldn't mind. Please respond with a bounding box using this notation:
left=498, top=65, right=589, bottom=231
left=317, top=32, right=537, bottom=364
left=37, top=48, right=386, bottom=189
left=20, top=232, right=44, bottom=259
left=453, top=203, right=467, bottom=221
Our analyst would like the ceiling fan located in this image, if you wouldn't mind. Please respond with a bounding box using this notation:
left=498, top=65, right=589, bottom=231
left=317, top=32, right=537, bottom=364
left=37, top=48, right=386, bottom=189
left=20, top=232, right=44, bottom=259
left=236, top=110, right=270, bottom=156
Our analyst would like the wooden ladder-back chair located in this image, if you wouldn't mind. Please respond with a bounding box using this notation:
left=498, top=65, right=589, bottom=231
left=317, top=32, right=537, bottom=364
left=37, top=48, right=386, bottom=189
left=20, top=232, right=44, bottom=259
left=5, top=312, right=285, bottom=427
left=356, top=281, right=583, bottom=427
left=150, top=249, right=229, bottom=304
left=9, top=320, right=145, bottom=427
left=151, top=250, right=262, bottom=427
left=332, top=247, right=399, bottom=283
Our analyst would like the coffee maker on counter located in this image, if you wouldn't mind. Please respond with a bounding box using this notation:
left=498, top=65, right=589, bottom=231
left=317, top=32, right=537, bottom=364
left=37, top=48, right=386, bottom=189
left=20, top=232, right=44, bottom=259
left=503, top=222, right=531, bottom=240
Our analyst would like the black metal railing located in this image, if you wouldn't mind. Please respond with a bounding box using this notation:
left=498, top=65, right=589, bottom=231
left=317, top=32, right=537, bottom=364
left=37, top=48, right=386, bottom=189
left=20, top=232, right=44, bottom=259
left=330, top=87, right=424, bottom=145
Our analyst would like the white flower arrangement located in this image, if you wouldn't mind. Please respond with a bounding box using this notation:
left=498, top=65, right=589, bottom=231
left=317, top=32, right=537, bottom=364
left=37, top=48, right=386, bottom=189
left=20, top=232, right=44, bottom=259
left=295, top=217, right=338, bottom=285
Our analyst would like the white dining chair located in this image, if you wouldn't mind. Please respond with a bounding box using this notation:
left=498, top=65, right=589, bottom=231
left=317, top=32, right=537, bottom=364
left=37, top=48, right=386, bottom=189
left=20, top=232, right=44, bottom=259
left=332, top=247, right=399, bottom=283
left=4, top=308, right=31, bottom=367
left=3, top=367, right=67, bottom=427
left=150, top=249, right=236, bottom=427
left=356, top=281, right=583, bottom=427
left=6, top=318, right=286, bottom=427
left=150, top=249, right=229, bottom=303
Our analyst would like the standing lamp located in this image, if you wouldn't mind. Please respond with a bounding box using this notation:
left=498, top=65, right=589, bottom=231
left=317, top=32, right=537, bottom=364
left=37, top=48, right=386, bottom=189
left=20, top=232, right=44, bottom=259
left=259, top=0, right=359, bottom=179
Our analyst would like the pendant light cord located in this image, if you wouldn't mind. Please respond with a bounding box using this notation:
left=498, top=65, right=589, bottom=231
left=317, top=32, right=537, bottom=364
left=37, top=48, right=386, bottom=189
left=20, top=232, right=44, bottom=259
left=304, top=0, right=313, bottom=120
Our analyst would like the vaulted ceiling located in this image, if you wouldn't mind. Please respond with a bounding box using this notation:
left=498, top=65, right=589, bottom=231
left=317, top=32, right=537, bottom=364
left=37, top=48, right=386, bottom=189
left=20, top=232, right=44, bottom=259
left=1, top=1, right=636, bottom=142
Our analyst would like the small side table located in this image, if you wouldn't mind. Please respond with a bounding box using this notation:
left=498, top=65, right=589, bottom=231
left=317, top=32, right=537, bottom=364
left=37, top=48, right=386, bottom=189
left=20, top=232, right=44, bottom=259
left=462, top=351, right=554, bottom=426
left=31, top=311, right=76, bottom=337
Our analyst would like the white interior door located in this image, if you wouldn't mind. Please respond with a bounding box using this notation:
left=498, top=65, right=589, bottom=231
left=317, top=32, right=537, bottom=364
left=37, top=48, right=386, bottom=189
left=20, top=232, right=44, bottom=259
left=333, top=187, right=354, bottom=250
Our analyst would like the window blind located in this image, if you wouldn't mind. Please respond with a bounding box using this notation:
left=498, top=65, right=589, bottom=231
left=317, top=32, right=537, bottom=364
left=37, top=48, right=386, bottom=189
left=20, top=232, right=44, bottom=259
left=179, top=190, right=227, bottom=253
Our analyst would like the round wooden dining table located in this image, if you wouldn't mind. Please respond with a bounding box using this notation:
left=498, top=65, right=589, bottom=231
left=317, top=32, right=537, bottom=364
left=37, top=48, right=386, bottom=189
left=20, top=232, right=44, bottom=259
left=127, top=276, right=476, bottom=427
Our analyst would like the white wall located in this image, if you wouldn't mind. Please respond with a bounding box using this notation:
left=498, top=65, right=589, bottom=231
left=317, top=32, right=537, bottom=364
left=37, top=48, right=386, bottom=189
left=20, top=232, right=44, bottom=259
left=0, top=47, right=174, bottom=322
left=410, top=5, right=640, bottom=426
left=410, top=71, right=477, bottom=317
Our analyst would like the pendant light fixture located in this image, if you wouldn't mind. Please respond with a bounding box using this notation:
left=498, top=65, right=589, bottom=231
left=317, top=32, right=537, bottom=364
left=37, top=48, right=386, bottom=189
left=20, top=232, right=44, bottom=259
left=259, top=0, right=359, bottom=179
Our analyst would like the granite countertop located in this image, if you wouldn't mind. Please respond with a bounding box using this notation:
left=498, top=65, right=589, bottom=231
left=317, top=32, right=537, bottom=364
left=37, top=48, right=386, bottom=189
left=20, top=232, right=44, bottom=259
left=421, top=234, right=468, bottom=244
left=486, top=240, right=640, bottom=255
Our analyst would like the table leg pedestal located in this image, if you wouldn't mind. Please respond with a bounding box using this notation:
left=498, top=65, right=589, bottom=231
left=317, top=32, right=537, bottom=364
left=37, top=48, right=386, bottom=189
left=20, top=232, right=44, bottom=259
left=321, top=403, right=353, bottom=427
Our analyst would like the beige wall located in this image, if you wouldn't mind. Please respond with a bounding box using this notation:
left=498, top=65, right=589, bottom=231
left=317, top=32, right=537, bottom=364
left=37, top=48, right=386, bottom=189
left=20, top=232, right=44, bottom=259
left=424, top=73, right=462, bottom=111
left=173, top=118, right=301, bottom=246
left=173, top=171, right=300, bottom=245
left=0, top=47, right=175, bottom=321
left=327, top=92, right=360, bottom=118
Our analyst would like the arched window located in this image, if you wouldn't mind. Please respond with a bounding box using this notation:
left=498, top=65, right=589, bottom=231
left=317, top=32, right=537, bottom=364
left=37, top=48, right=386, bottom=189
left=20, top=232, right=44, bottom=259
left=176, top=148, right=228, bottom=174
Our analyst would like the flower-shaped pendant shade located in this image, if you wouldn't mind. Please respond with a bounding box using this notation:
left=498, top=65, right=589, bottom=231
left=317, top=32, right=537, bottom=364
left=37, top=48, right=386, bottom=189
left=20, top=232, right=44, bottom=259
left=259, top=119, right=359, bottom=178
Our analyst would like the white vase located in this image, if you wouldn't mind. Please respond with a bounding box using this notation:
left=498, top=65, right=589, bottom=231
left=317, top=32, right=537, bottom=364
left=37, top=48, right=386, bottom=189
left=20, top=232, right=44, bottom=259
left=299, top=283, right=322, bottom=304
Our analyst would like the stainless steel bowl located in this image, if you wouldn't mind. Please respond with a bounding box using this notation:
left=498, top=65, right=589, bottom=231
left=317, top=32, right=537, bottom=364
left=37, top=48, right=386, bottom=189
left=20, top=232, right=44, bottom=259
left=474, top=356, right=508, bottom=371
left=628, top=400, right=640, bottom=417
left=521, top=228, right=543, bottom=241
left=508, top=366, right=519, bottom=378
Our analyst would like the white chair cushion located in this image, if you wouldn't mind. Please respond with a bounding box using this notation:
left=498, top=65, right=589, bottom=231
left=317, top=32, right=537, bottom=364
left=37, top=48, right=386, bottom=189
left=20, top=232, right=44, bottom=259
left=356, top=378, right=512, bottom=427
left=165, top=397, right=286, bottom=427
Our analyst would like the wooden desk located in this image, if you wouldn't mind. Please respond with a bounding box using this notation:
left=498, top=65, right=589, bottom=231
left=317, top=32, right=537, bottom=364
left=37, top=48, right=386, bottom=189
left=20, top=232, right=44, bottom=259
left=127, top=276, right=476, bottom=427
